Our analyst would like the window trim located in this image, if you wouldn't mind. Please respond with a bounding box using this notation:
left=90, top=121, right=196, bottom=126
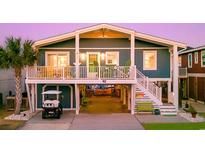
left=188, top=53, right=192, bottom=68
left=105, top=51, right=119, bottom=66
left=201, top=50, right=205, bottom=67
left=194, top=52, right=198, bottom=64
left=143, top=50, right=157, bottom=70
left=45, top=51, right=70, bottom=66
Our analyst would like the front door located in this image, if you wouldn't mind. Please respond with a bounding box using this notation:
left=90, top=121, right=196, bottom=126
left=87, top=52, right=100, bottom=78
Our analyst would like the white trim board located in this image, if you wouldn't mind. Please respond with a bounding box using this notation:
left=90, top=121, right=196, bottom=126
left=148, top=78, right=171, bottom=82
left=188, top=73, right=205, bottom=77
left=39, top=47, right=169, bottom=50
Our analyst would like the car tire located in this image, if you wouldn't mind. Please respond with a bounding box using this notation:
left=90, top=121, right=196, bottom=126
left=55, top=109, right=61, bottom=119
left=42, top=111, right=46, bottom=119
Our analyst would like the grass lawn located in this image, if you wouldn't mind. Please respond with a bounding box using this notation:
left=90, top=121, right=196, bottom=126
left=0, top=106, right=25, bottom=130
left=142, top=122, right=205, bottom=130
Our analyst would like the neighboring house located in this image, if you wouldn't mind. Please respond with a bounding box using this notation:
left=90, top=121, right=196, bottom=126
left=0, top=69, right=26, bottom=105
left=25, top=24, right=186, bottom=115
left=179, top=46, right=205, bottom=103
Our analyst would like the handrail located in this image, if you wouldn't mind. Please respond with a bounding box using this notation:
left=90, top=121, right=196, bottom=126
left=27, top=66, right=135, bottom=80
left=136, top=68, right=162, bottom=101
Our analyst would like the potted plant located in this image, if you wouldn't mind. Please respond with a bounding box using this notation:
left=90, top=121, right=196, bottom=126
left=81, top=96, right=88, bottom=106
left=189, top=105, right=197, bottom=118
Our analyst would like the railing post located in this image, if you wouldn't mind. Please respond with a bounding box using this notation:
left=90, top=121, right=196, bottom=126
left=99, top=66, right=101, bottom=80
left=146, top=77, right=149, bottom=90
left=159, top=87, right=162, bottom=102
left=63, top=67, right=65, bottom=80
left=26, top=66, right=28, bottom=79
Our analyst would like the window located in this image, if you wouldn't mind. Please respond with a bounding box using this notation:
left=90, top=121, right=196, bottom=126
left=143, top=50, right=157, bottom=70
left=105, top=52, right=119, bottom=65
left=46, top=52, right=70, bottom=67
left=178, top=56, right=182, bottom=67
left=201, top=50, right=205, bottom=67
left=194, top=52, right=198, bottom=64
left=188, top=53, right=192, bottom=68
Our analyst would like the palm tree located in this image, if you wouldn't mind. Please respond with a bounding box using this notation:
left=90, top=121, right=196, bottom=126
left=0, top=37, right=36, bottom=115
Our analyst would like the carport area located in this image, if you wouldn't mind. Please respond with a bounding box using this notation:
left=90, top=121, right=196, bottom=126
left=79, top=84, right=131, bottom=114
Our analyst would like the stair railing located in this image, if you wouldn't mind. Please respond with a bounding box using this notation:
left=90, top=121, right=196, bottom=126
left=136, top=68, right=162, bottom=101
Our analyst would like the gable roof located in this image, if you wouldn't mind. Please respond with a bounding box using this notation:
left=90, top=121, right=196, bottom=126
left=179, top=45, right=205, bottom=55
left=33, top=23, right=187, bottom=49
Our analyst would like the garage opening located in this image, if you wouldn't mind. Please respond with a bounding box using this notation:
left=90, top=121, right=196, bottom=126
left=79, top=84, right=130, bottom=114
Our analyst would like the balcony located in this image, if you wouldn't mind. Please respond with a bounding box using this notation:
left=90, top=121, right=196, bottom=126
left=26, top=66, right=136, bottom=81
left=179, top=67, right=188, bottom=78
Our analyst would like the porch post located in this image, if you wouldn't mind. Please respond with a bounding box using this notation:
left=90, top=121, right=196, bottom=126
left=130, top=34, right=135, bottom=66
left=123, top=88, right=126, bottom=105
left=75, top=84, right=80, bottom=115
left=128, top=86, right=131, bottom=110
left=168, top=80, right=171, bottom=103
left=31, top=84, right=35, bottom=112
left=131, top=84, right=136, bottom=115
left=120, top=86, right=123, bottom=102
left=75, top=34, right=80, bottom=79
left=173, top=45, right=179, bottom=111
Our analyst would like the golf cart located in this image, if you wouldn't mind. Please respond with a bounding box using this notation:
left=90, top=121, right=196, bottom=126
left=41, top=90, right=63, bottom=119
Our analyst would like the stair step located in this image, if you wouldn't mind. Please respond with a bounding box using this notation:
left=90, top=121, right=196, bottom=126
left=161, top=112, right=177, bottom=116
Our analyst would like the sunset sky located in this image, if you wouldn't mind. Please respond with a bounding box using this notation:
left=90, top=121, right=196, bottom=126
left=0, top=23, right=205, bottom=47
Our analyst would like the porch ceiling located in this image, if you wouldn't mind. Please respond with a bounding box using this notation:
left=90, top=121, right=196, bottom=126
left=80, top=28, right=130, bottom=38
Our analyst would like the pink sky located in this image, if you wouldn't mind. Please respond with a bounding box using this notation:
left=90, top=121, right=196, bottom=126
left=0, top=23, right=205, bottom=47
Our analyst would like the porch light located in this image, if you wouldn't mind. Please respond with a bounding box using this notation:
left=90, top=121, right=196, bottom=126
left=101, top=53, right=105, bottom=60
left=80, top=53, right=86, bottom=61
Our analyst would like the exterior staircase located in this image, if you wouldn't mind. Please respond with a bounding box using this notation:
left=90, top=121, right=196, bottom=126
left=135, top=68, right=177, bottom=115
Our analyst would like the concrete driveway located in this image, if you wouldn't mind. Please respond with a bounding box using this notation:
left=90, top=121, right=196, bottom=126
left=19, top=112, right=144, bottom=130
left=19, top=111, right=75, bottom=130
left=70, top=113, right=144, bottom=130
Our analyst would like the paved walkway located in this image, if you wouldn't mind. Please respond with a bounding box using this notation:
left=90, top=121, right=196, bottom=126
left=186, top=100, right=205, bottom=113
left=136, top=115, right=188, bottom=123
left=19, top=112, right=144, bottom=130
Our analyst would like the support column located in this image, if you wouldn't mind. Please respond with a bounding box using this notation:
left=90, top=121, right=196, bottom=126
left=31, top=84, right=35, bottom=112
left=123, top=88, right=126, bottom=105
left=131, top=84, right=136, bottom=115
left=173, top=45, right=179, bottom=111
left=130, top=34, right=135, bottom=66
left=120, top=86, right=123, bottom=102
left=168, top=80, right=171, bottom=103
left=128, top=86, right=131, bottom=110
left=75, top=34, right=80, bottom=79
left=75, top=84, right=80, bottom=115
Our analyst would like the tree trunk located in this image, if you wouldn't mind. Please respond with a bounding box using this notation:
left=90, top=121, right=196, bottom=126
left=14, top=68, right=22, bottom=115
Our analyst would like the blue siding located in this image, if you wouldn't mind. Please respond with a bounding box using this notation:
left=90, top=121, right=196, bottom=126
left=42, top=39, right=75, bottom=48
left=135, top=49, right=170, bottom=78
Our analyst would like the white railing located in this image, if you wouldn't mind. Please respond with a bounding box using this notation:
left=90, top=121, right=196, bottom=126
left=27, top=66, right=135, bottom=80
left=27, top=66, right=76, bottom=80
left=136, top=68, right=162, bottom=102
left=179, top=67, right=187, bottom=78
